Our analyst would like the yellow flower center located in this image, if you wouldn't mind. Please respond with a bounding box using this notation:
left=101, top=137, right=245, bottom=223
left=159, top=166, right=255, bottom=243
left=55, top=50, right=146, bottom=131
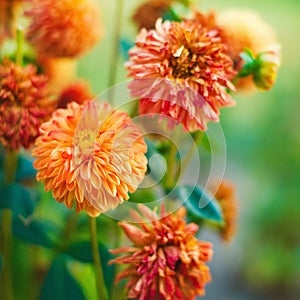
left=170, top=45, right=197, bottom=79
left=73, top=129, right=97, bottom=160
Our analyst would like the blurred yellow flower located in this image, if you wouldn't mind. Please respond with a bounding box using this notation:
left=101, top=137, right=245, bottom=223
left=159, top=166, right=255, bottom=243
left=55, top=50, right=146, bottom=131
left=39, top=56, right=78, bottom=93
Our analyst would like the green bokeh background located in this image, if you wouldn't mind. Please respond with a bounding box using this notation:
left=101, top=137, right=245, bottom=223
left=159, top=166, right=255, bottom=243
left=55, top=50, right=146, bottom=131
left=78, top=0, right=300, bottom=298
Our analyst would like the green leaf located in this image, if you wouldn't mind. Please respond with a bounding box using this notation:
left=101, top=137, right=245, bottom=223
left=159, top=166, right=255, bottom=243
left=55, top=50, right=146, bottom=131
left=0, top=183, right=38, bottom=217
left=129, top=188, right=156, bottom=204
left=66, top=241, right=114, bottom=295
left=172, top=185, right=223, bottom=224
left=13, top=218, right=59, bottom=248
left=120, top=38, right=134, bottom=61
left=163, top=3, right=190, bottom=23
left=39, top=255, right=86, bottom=300
left=145, top=139, right=166, bottom=182
left=16, top=154, right=37, bottom=182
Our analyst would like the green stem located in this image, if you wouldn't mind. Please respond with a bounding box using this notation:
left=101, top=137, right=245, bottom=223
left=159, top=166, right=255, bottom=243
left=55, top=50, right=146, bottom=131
left=107, top=0, right=124, bottom=103
left=0, top=210, right=13, bottom=300
left=111, top=222, right=122, bottom=300
left=128, top=99, right=139, bottom=118
left=89, top=217, right=108, bottom=300
left=16, top=28, right=24, bottom=66
left=165, top=140, right=178, bottom=190
left=0, top=150, right=18, bottom=300
left=177, top=131, right=203, bottom=179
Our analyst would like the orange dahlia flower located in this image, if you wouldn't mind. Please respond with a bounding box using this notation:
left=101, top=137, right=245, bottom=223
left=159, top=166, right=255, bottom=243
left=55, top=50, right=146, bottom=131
left=32, top=101, right=147, bottom=217
left=25, top=0, right=102, bottom=58
left=110, top=205, right=213, bottom=299
left=0, top=59, right=54, bottom=150
left=127, top=19, right=235, bottom=132
left=214, top=181, right=238, bottom=242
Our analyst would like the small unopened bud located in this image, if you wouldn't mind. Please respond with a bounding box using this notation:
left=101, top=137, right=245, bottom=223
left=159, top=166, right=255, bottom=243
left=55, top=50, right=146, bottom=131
left=253, top=46, right=281, bottom=91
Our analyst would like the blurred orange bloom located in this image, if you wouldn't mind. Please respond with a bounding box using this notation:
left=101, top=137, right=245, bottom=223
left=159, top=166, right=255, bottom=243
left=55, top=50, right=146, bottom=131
left=214, top=181, right=238, bottom=242
left=132, top=0, right=172, bottom=30
left=25, top=0, right=103, bottom=58
left=57, top=81, right=94, bottom=108
left=216, top=9, right=278, bottom=92
left=110, top=205, right=213, bottom=299
left=0, top=59, right=54, bottom=150
left=33, top=101, right=147, bottom=217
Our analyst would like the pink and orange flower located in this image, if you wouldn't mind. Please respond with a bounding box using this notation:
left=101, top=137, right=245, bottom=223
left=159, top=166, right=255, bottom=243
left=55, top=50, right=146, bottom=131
left=33, top=101, right=147, bottom=217
left=0, top=59, right=54, bottom=150
left=127, top=19, right=235, bottom=132
left=110, top=205, right=213, bottom=299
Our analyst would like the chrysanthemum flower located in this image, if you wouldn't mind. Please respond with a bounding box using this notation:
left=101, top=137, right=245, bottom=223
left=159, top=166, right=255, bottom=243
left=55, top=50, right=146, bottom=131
left=216, top=9, right=278, bottom=91
left=25, top=0, right=103, bottom=58
left=127, top=19, right=235, bottom=132
left=0, top=59, right=54, bottom=150
left=213, top=181, right=238, bottom=242
left=32, top=101, right=147, bottom=217
left=57, top=81, right=94, bottom=108
left=110, top=205, right=213, bottom=299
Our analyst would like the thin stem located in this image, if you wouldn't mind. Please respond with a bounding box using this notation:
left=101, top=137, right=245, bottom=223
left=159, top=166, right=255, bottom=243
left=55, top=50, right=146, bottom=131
left=111, top=222, right=122, bottom=300
left=177, top=131, right=203, bottom=178
left=16, top=28, right=24, bottom=66
left=165, top=140, right=178, bottom=190
left=0, top=210, right=13, bottom=300
left=4, top=150, right=18, bottom=184
left=0, top=150, right=18, bottom=300
left=89, top=217, right=108, bottom=300
left=107, top=0, right=124, bottom=103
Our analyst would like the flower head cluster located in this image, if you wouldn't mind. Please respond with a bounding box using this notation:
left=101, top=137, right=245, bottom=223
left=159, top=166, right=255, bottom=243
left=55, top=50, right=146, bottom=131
left=214, top=181, right=238, bottom=242
left=0, top=59, right=54, bottom=150
left=33, top=101, right=147, bottom=217
left=25, top=0, right=102, bottom=58
left=110, top=205, right=213, bottom=299
left=127, top=19, right=235, bottom=132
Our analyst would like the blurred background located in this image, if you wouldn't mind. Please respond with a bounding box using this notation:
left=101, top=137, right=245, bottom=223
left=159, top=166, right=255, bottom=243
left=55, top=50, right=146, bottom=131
left=78, top=0, right=300, bottom=299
